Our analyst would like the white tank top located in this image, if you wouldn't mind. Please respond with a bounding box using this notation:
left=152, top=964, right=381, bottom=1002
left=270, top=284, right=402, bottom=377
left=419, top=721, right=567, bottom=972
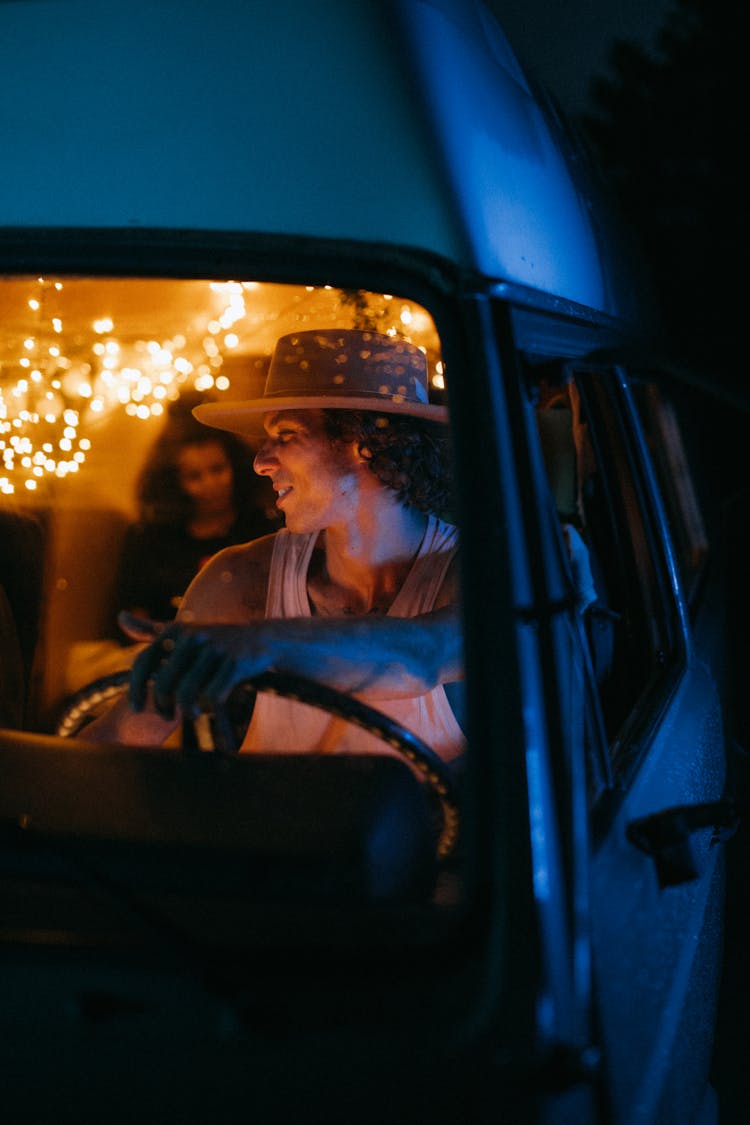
left=241, top=513, right=464, bottom=763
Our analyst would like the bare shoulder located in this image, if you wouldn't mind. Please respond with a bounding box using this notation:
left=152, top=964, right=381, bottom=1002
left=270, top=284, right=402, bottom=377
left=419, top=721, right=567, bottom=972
left=178, top=532, right=277, bottom=621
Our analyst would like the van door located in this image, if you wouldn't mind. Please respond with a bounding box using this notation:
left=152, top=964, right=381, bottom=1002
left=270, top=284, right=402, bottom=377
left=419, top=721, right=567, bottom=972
left=526, top=349, right=727, bottom=1124
left=578, top=368, right=725, bottom=1125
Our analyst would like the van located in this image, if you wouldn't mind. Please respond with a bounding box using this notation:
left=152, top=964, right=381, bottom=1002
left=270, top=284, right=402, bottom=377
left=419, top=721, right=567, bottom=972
left=0, top=2, right=732, bottom=1122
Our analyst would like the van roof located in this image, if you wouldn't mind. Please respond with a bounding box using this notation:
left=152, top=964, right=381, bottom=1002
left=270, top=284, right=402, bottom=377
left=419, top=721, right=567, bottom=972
left=0, top=0, right=641, bottom=322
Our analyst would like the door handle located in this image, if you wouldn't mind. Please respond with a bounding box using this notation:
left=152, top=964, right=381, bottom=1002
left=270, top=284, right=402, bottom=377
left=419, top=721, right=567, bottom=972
left=626, top=799, right=742, bottom=887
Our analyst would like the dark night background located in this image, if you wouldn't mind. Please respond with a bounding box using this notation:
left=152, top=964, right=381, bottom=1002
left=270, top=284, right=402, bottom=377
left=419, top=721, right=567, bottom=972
left=1, top=3, right=743, bottom=1118
left=492, top=1, right=747, bottom=1119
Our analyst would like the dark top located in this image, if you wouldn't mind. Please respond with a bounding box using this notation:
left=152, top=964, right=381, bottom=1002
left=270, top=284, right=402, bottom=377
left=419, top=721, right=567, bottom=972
left=114, top=511, right=274, bottom=625
left=0, top=509, right=44, bottom=726
left=0, top=509, right=44, bottom=676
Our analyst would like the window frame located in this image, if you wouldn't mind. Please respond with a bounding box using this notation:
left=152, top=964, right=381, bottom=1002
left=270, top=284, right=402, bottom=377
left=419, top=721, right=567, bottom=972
left=629, top=378, right=710, bottom=612
left=570, top=366, right=688, bottom=784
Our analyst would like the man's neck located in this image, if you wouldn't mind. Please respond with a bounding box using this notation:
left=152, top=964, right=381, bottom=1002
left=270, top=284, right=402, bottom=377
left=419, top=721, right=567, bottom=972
left=309, top=501, right=428, bottom=616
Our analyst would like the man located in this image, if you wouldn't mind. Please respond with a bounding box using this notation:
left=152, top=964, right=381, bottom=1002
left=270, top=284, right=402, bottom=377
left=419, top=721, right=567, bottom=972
left=87, top=329, right=464, bottom=764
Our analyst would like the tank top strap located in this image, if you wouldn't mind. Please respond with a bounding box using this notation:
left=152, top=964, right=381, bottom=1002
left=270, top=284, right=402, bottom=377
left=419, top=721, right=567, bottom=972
left=265, top=530, right=317, bottom=618
left=389, top=514, right=458, bottom=617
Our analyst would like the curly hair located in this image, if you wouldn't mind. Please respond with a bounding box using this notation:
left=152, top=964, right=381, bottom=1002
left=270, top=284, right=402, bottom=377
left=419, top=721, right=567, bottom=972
left=321, top=409, right=454, bottom=518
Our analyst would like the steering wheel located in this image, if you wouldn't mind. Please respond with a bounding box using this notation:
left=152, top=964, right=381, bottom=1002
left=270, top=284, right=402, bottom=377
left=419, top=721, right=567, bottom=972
left=56, top=669, right=460, bottom=859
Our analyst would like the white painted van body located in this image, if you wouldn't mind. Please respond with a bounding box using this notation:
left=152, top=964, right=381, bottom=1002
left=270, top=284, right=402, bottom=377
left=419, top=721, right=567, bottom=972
left=0, top=4, right=727, bottom=1125
left=1, top=0, right=642, bottom=319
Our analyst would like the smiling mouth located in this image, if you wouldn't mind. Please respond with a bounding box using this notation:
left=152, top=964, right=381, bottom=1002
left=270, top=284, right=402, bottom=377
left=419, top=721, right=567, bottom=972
left=275, top=485, right=293, bottom=506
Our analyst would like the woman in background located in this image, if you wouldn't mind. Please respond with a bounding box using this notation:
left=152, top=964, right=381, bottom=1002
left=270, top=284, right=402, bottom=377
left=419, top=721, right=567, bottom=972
left=114, top=399, right=279, bottom=628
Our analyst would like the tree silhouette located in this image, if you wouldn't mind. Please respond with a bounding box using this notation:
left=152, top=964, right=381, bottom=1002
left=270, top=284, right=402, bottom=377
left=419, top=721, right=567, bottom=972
left=583, top=24, right=746, bottom=1123
left=580, top=0, right=738, bottom=396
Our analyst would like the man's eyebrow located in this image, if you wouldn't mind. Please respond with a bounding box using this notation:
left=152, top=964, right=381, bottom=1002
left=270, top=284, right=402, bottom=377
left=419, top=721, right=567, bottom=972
left=265, top=410, right=311, bottom=431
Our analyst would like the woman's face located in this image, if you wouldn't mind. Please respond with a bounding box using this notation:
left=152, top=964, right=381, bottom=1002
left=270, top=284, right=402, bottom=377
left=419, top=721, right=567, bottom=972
left=177, top=441, right=235, bottom=514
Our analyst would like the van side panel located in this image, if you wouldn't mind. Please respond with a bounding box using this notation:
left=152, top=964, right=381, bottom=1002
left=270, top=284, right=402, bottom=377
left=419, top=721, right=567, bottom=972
left=397, top=0, right=608, bottom=309
left=1, top=0, right=644, bottom=322
left=0, top=0, right=468, bottom=262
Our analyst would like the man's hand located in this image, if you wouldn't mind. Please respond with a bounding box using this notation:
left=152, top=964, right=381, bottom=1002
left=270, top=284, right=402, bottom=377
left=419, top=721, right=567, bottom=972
left=129, top=607, right=463, bottom=721
left=129, top=622, right=277, bottom=719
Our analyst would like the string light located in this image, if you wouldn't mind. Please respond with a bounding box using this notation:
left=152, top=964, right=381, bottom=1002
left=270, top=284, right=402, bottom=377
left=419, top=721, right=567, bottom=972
left=0, top=279, right=444, bottom=493
left=0, top=277, right=250, bottom=494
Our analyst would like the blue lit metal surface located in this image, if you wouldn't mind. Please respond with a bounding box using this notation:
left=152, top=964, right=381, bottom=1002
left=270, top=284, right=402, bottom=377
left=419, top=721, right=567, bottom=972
left=1, top=0, right=641, bottom=319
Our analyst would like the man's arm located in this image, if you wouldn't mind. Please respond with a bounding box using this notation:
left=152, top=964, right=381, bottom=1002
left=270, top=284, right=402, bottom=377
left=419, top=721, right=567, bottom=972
left=130, top=604, right=464, bottom=722
left=82, top=536, right=274, bottom=745
left=84, top=534, right=463, bottom=741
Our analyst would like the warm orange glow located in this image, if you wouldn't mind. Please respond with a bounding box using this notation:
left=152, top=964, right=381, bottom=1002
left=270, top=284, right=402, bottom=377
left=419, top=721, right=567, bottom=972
left=0, top=276, right=442, bottom=492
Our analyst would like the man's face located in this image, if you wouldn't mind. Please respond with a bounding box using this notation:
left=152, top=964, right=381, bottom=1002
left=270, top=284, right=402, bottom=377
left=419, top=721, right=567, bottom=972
left=253, top=409, right=365, bottom=533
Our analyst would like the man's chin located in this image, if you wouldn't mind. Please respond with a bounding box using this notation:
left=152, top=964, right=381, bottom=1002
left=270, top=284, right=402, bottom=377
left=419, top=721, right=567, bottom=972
left=283, top=513, right=323, bottom=536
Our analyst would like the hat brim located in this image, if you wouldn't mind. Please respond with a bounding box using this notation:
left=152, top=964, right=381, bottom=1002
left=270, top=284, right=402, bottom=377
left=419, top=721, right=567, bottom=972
left=193, top=395, right=448, bottom=435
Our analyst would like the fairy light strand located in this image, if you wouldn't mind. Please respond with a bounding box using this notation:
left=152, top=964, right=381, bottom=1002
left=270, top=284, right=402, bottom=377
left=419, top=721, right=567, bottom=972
left=0, top=279, right=443, bottom=495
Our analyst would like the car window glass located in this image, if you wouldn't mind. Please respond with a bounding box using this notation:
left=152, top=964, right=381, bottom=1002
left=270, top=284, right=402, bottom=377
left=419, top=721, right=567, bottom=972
left=630, top=380, right=709, bottom=607
left=0, top=273, right=472, bottom=924
left=0, top=276, right=453, bottom=733
left=526, top=359, right=682, bottom=778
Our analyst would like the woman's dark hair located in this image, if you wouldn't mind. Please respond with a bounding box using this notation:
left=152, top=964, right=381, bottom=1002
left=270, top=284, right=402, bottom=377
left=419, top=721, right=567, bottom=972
left=136, top=409, right=262, bottom=526
left=322, top=409, right=454, bottom=518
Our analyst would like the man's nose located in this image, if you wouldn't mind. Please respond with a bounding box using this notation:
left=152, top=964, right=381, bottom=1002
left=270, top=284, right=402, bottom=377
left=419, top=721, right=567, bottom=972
left=253, top=443, right=276, bottom=475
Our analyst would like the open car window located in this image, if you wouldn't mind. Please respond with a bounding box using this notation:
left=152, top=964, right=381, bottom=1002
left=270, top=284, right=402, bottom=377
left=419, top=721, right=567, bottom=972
left=1, top=277, right=447, bottom=720
left=525, top=357, right=687, bottom=778
left=0, top=274, right=467, bottom=926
